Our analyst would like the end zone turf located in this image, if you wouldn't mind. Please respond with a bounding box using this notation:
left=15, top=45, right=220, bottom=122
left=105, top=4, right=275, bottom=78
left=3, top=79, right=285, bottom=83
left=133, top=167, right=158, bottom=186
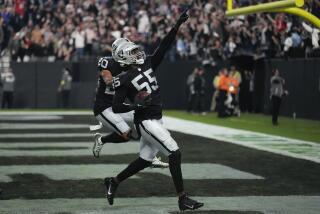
left=0, top=112, right=320, bottom=213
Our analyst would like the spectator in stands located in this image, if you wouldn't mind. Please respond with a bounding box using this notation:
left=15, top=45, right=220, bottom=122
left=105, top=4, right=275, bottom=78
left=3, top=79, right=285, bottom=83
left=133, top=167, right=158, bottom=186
left=1, top=0, right=319, bottom=62
left=58, top=67, right=72, bottom=108
left=57, top=36, right=73, bottom=61
left=30, top=24, right=44, bottom=57
left=311, top=0, right=320, bottom=19
left=71, top=26, right=85, bottom=60
left=1, top=67, right=15, bottom=109
left=270, top=69, right=288, bottom=125
left=176, top=36, right=188, bottom=59
left=302, top=22, right=319, bottom=50
left=84, top=23, right=97, bottom=56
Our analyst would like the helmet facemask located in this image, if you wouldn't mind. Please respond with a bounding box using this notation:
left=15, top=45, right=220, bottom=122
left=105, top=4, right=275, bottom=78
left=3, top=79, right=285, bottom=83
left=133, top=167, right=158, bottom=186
left=128, top=46, right=146, bottom=65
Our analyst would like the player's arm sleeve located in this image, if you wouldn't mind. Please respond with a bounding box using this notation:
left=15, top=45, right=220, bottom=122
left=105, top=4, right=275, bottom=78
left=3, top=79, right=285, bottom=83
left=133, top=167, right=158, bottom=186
left=151, top=23, right=181, bottom=70
left=112, top=86, right=133, bottom=113
left=98, top=58, right=113, bottom=85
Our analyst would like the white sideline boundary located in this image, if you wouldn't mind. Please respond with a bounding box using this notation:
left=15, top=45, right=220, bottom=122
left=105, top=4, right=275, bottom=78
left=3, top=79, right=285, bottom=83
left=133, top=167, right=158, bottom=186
left=163, top=117, right=320, bottom=164
left=1, top=111, right=319, bottom=163
left=1, top=196, right=320, bottom=214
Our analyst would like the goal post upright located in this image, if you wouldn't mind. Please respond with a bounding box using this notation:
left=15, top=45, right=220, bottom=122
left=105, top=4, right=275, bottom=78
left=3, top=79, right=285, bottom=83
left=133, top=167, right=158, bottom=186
left=226, top=0, right=320, bottom=29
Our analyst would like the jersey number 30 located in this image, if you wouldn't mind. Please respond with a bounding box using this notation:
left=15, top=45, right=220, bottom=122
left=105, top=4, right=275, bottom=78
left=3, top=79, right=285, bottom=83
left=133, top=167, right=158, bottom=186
left=131, top=69, right=158, bottom=93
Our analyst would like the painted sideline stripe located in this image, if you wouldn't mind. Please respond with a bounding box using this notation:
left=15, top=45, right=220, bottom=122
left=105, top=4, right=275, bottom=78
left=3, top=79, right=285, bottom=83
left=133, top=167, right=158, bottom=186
left=0, top=142, right=94, bottom=147
left=0, top=163, right=263, bottom=183
left=0, top=111, right=319, bottom=163
left=163, top=116, right=320, bottom=164
left=0, top=115, right=63, bottom=121
left=0, top=123, right=91, bottom=130
left=0, top=196, right=319, bottom=214
left=0, top=111, right=92, bottom=116
left=0, top=133, right=93, bottom=138
left=0, top=141, right=140, bottom=157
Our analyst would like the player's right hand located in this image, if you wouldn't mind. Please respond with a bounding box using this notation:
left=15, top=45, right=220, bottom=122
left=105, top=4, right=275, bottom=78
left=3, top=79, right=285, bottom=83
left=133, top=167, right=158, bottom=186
left=177, top=10, right=189, bottom=25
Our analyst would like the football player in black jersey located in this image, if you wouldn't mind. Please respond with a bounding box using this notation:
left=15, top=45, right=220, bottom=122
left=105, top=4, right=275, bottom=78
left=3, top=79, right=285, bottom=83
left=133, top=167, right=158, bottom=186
left=104, top=10, right=204, bottom=211
left=92, top=38, right=168, bottom=168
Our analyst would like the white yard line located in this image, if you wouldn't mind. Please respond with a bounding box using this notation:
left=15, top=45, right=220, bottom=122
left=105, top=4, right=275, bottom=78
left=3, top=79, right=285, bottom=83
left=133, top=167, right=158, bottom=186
left=0, top=133, right=93, bottom=138
left=0, top=111, right=92, bottom=115
left=0, top=141, right=139, bottom=157
left=0, top=115, right=63, bottom=120
left=0, top=163, right=263, bottom=183
left=0, top=111, right=319, bottom=163
left=0, top=123, right=90, bottom=129
left=0, top=196, right=319, bottom=214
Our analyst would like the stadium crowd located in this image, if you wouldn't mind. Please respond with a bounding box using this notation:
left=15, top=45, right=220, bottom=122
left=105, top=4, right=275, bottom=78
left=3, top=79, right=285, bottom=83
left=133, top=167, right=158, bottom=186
left=0, top=0, right=320, bottom=62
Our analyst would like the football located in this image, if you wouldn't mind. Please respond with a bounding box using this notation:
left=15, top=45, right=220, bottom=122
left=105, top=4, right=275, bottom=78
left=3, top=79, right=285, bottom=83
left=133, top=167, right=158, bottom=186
left=136, top=90, right=150, bottom=101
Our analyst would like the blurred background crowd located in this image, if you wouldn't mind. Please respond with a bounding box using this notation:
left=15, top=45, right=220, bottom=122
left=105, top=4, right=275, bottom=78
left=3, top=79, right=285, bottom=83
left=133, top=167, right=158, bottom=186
left=0, top=0, right=320, bottom=63
left=186, top=65, right=254, bottom=117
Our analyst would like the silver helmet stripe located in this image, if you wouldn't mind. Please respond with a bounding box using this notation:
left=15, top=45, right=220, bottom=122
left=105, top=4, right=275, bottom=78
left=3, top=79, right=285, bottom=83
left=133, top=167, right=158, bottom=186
left=111, top=38, right=130, bottom=61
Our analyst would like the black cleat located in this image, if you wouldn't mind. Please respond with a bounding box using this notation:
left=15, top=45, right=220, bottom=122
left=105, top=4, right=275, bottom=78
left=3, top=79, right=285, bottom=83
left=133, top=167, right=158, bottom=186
left=104, top=177, right=118, bottom=205
left=178, top=194, right=204, bottom=211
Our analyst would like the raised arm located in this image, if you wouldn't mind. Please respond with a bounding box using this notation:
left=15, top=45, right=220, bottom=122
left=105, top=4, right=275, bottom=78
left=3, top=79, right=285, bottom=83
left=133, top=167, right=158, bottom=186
left=151, top=11, right=189, bottom=70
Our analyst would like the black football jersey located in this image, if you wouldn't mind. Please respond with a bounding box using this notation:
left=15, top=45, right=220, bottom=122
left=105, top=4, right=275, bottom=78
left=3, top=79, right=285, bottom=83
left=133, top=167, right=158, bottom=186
left=113, top=57, right=163, bottom=123
left=93, top=57, right=129, bottom=115
left=111, top=22, right=182, bottom=122
left=98, top=21, right=182, bottom=119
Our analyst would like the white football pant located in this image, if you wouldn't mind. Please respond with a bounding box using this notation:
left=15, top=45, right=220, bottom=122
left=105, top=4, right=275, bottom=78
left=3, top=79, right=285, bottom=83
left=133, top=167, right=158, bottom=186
left=138, top=119, right=179, bottom=161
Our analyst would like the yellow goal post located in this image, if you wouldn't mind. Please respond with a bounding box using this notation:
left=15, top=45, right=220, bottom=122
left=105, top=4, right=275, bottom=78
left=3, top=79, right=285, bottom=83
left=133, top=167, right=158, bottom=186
left=226, top=0, right=320, bottom=29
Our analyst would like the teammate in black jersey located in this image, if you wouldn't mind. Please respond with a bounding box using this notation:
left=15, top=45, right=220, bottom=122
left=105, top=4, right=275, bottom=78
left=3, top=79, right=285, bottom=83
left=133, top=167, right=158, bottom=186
left=104, top=10, right=204, bottom=211
left=92, top=38, right=168, bottom=168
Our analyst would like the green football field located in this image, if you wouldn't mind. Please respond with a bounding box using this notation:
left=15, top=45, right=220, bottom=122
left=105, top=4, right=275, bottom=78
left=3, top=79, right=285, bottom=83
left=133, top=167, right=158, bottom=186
left=2, top=109, right=320, bottom=143
left=0, top=112, right=320, bottom=213
left=164, top=111, right=320, bottom=143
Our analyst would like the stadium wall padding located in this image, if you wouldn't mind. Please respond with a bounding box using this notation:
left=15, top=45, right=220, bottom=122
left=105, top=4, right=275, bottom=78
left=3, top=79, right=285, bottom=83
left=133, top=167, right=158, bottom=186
left=8, top=59, right=320, bottom=120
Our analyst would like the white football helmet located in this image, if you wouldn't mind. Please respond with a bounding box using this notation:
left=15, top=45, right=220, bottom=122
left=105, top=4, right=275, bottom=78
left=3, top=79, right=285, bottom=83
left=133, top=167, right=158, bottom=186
left=114, top=42, right=146, bottom=65
left=111, top=38, right=130, bottom=61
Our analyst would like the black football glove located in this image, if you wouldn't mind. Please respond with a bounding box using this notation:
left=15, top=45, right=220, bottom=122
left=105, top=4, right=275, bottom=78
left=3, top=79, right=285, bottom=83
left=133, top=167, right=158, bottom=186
left=177, top=10, right=189, bottom=26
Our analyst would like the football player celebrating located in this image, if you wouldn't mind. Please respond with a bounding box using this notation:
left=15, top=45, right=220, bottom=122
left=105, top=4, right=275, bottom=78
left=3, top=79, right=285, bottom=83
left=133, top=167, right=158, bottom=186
left=93, top=38, right=168, bottom=168
left=105, top=10, right=204, bottom=211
